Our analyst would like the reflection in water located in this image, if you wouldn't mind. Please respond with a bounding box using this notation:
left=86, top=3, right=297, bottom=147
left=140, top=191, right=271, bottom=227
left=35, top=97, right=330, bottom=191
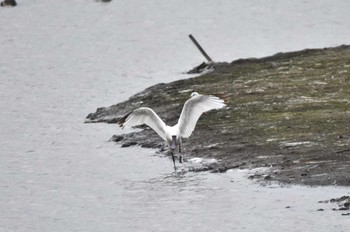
left=117, top=169, right=350, bottom=232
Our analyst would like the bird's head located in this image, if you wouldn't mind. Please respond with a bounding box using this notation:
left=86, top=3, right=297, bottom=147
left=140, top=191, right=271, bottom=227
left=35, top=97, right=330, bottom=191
left=190, top=92, right=199, bottom=98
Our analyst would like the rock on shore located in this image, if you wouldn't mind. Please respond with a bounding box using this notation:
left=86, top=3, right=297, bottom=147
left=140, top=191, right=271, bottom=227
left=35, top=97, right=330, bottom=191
left=86, top=45, right=350, bottom=186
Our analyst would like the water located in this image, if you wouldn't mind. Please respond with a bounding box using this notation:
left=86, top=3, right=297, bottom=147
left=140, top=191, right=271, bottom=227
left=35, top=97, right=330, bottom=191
left=113, top=169, right=350, bottom=232
left=1, top=1, right=350, bottom=231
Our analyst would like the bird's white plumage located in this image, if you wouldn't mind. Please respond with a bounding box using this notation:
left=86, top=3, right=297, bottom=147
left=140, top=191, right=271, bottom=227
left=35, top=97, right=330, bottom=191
left=120, top=107, right=167, bottom=141
left=118, top=92, right=226, bottom=145
left=177, top=94, right=226, bottom=138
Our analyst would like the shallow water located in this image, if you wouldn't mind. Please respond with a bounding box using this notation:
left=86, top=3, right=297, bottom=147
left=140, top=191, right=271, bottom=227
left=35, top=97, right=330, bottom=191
left=113, top=168, right=350, bottom=232
left=1, top=1, right=350, bottom=231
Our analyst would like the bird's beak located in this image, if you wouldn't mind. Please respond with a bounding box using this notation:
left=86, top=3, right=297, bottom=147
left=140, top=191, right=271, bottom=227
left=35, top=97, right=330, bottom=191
left=170, top=135, right=176, bottom=150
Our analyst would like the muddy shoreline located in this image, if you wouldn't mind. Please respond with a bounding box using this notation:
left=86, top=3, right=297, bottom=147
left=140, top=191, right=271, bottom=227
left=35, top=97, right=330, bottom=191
left=86, top=45, right=350, bottom=186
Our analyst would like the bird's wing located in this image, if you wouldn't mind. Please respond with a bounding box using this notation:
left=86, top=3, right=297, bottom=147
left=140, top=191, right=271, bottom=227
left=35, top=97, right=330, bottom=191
left=177, top=94, right=227, bottom=138
left=117, top=107, right=167, bottom=141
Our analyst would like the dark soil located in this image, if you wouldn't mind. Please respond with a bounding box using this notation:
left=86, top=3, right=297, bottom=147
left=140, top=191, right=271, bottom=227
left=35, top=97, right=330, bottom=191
left=86, top=45, right=350, bottom=186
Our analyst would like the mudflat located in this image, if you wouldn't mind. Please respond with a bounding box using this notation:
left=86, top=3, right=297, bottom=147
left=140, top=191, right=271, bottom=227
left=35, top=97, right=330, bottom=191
left=87, top=45, right=350, bottom=186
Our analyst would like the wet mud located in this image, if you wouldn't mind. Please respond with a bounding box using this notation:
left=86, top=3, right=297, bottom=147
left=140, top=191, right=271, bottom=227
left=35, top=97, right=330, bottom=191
left=86, top=45, right=350, bottom=186
left=318, top=195, right=350, bottom=216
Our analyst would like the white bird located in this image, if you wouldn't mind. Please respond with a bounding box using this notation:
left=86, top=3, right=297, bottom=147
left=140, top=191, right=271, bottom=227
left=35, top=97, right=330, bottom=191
left=117, top=92, right=227, bottom=170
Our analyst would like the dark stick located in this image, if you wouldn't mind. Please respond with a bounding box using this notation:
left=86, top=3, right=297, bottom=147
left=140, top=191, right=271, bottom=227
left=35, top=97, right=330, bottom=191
left=188, top=34, right=213, bottom=63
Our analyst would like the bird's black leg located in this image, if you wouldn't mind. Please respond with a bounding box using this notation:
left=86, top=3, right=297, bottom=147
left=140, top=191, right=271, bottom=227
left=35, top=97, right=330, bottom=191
left=171, top=135, right=177, bottom=171
left=171, top=150, right=177, bottom=171
left=178, top=141, right=183, bottom=163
